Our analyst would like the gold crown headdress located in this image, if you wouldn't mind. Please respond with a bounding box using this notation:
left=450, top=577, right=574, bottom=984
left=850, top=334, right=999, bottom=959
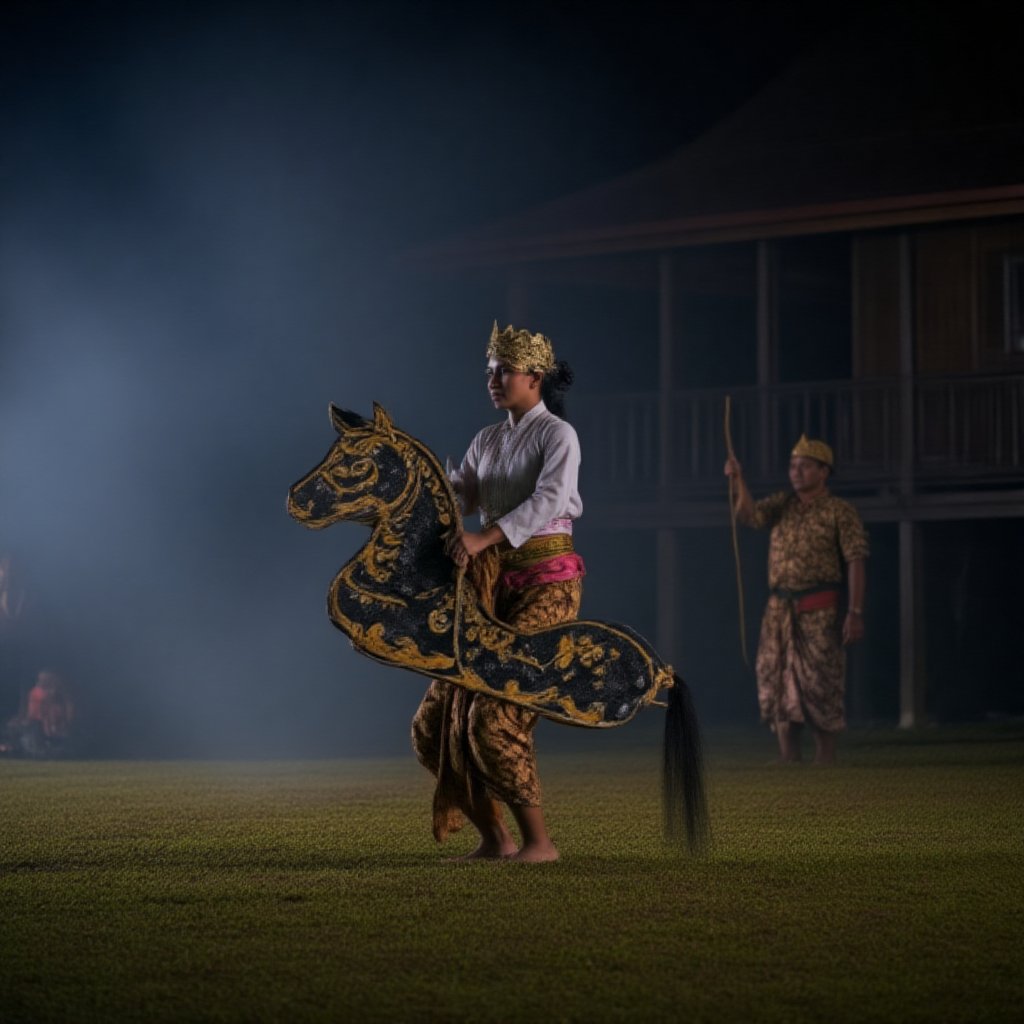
left=487, top=321, right=556, bottom=374
left=791, top=434, right=834, bottom=467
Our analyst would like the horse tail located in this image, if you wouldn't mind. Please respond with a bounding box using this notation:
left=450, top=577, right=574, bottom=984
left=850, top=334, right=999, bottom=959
left=663, top=673, right=710, bottom=853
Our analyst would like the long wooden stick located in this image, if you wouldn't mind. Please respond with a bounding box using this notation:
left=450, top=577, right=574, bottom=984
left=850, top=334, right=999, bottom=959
left=724, top=395, right=750, bottom=667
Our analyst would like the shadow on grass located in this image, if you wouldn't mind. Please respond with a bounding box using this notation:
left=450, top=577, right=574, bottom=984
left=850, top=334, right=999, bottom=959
left=851, top=724, right=1024, bottom=747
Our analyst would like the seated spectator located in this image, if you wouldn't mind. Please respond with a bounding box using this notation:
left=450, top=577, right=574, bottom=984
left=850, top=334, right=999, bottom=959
left=8, top=669, right=74, bottom=758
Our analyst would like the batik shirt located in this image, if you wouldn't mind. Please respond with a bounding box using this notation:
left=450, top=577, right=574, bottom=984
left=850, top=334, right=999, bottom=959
left=452, top=401, right=582, bottom=549
left=749, top=491, right=869, bottom=591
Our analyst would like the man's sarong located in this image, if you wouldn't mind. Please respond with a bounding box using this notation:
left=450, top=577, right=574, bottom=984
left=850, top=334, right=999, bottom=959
left=411, top=539, right=583, bottom=842
left=755, top=595, right=845, bottom=733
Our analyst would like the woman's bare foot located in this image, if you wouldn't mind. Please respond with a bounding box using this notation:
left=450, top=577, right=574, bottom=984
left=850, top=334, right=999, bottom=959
left=507, top=841, right=559, bottom=863
left=506, top=805, right=558, bottom=862
left=447, top=802, right=517, bottom=861
left=449, top=835, right=518, bottom=861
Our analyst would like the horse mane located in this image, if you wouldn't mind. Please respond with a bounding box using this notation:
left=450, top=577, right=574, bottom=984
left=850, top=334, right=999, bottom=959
left=327, top=402, right=460, bottom=533
left=393, top=425, right=462, bottom=532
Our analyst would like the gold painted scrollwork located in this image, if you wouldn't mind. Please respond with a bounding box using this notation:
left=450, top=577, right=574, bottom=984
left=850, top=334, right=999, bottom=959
left=427, top=600, right=454, bottom=635
left=359, top=623, right=456, bottom=672
left=551, top=634, right=622, bottom=674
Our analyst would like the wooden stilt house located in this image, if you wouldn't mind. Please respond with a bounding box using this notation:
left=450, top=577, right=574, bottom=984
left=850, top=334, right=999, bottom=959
left=413, top=19, right=1024, bottom=725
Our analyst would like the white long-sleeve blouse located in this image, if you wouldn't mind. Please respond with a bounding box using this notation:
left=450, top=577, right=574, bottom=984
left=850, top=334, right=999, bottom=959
left=451, top=401, right=583, bottom=548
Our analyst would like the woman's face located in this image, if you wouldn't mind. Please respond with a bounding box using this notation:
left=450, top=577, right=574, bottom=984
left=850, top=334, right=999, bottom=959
left=486, top=358, right=540, bottom=414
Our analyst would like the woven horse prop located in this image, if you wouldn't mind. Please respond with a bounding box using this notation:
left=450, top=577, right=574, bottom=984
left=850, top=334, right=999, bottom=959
left=288, top=403, right=708, bottom=849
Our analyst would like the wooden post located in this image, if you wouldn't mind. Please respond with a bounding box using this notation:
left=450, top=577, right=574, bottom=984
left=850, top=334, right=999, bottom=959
left=897, top=232, right=925, bottom=728
left=898, top=520, right=926, bottom=728
left=656, top=252, right=677, bottom=663
left=898, top=234, right=914, bottom=500
left=756, top=240, right=778, bottom=478
left=658, top=253, right=674, bottom=489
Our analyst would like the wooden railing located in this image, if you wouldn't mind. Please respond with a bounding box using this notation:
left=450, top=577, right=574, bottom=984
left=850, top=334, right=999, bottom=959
left=573, top=373, right=1024, bottom=497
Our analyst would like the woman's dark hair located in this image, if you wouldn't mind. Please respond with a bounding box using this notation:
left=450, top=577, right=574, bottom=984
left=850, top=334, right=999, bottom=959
left=541, top=360, right=574, bottom=420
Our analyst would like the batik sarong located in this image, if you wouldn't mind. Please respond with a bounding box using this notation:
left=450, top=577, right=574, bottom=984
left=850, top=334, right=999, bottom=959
left=411, top=538, right=583, bottom=842
left=755, top=596, right=845, bottom=732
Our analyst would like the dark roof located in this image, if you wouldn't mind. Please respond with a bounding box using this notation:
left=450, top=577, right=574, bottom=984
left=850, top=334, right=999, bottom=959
left=416, top=16, right=1024, bottom=266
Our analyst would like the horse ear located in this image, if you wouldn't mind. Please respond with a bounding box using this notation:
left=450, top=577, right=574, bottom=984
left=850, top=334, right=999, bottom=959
left=329, top=404, right=368, bottom=433
left=372, top=402, right=396, bottom=439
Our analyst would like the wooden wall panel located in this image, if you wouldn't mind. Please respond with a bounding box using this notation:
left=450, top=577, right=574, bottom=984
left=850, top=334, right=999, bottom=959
left=914, top=226, right=975, bottom=374
left=852, top=233, right=901, bottom=377
left=976, top=218, right=1024, bottom=369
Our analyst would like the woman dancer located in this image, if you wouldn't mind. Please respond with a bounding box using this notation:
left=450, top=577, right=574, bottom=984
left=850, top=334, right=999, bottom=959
left=411, top=322, right=582, bottom=862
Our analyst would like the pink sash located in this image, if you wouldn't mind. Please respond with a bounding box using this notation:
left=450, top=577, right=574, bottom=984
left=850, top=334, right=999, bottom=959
left=501, top=553, right=586, bottom=591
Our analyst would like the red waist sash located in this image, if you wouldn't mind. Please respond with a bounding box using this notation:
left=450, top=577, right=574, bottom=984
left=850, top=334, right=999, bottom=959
left=793, top=589, right=838, bottom=613
left=770, top=585, right=840, bottom=614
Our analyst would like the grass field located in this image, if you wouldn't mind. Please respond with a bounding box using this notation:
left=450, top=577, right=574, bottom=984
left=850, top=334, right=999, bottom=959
left=1, top=726, right=1022, bottom=1023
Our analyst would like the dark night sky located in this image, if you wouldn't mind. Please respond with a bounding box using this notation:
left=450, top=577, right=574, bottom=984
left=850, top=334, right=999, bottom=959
left=1, top=1, right=938, bottom=755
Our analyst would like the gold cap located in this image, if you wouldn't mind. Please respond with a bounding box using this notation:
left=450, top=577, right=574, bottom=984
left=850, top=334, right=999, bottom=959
left=487, top=321, right=556, bottom=374
left=791, top=434, right=834, bottom=467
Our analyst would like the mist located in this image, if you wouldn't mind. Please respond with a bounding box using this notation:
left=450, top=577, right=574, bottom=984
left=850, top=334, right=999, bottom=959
left=1, top=2, right=853, bottom=757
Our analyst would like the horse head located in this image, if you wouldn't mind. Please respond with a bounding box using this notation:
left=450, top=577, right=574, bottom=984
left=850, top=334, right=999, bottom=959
left=288, top=403, right=414, bottom=529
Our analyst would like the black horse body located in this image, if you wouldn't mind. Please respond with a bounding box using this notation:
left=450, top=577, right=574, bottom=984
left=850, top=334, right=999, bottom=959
left=288, top=403, right=708, bottom=847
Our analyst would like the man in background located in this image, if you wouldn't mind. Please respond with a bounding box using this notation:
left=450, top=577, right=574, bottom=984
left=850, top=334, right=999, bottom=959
left=725, top=436, right=868, bottom=764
